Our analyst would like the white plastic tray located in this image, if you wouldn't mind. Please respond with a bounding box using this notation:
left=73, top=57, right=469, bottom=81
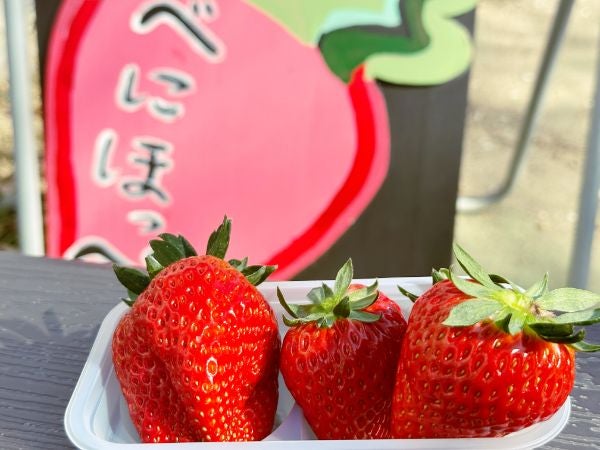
left=65, top=277, right=571, bottom=449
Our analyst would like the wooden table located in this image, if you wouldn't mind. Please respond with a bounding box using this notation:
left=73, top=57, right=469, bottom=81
left=0, top=251, right=598, bottom=449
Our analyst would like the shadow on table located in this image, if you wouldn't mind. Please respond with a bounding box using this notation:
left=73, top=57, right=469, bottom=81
left=0, top=308, right=99, bottom=351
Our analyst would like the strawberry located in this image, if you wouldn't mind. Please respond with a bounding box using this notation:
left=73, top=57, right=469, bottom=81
left=277, top=260, right=407, bottom=439
left=111, top=217, right=280, bottom=443
left=393, top=244, right=600, bottom=438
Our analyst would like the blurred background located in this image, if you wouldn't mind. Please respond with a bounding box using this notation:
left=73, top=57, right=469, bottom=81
left=1, top=0, right=600, bottom=290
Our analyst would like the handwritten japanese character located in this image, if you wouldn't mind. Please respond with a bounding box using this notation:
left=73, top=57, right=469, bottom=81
left=127, top=209, right=166, bottom=234
left=92, top=128, right=120, bottom=187
left=130, top=0, right=225, bottom=62
left=120, top=137, right=173, bottom=204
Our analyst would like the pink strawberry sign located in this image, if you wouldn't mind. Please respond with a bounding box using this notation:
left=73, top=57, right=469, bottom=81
left=44, top=0, right=475, bottom=279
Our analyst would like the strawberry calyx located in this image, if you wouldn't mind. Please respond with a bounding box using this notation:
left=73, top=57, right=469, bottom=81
left=277, top=258, right=381, bottom=328
left=440, top=243, right=600, bottom=352
left=113, top=216, right=277, bottom=306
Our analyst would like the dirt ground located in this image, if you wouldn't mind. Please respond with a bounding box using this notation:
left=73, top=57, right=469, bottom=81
left=1, top=0, right=600, bottom=290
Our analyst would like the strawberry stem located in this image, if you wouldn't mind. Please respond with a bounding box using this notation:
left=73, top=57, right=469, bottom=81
left=278, top=258, right=380, bottom=328
left=441, top=243, right=600, bottom=352
left=113, top=216, right=277, bottom=306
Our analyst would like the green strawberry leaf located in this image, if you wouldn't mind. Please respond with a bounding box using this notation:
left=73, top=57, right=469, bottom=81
left=277, top=286, right=298, bottom=318
left=443, top=298, right=503, bottom=327
left=243, top=264, right=277, bottom=286
left=539, top=329, right=585, bottom=344
left=536, top=288, right=600, bottom=312
left=149, top=239, right=182, bottom=266
left=307, top=286, right=325, bottom=304
left=366, top=279, right=378, bottom=295
left=334, top=259, right=353, bottom=301
left=398, top=285, right=419, bottom=302
left=350, top=291, right=378, bottom=310
left=449, top=271, right=499, bottom=300
left=525, top=273, right=549, bottom=299
left=432, top=268, right=450, bottom=284
left=333, top=296, right=351, bottom=317
left=319, top=314, right=335, bottom=328
left=348, top=285, right=367, bottom=301
left=145, top=255, right=163, bottom=279
left=507, top=311, right=527, bottom=335
left=529, top=322, right=574, bottom=337
left=346, top=280, right=378, bottom=308
left=323, top=282, right=335, bottom=299
left=113, top=264, right=150, bottom=295
left=551, top=308, right=600, bottom=325
left=348, top=310, right=381, bottom=322
left=453, top=243, right=498, bottom=290
left=180, top=234, right=197, bottom=257
left=571, top=340, right=600, bottom=352
left=121, top=297, right=135, bottom=307
left=206, top=216, right=231, bottom=259
left=442, top=244, right=600, bottom=352
left=228, top=257, right=248, bottom=272
left=489, top=274, right=523, bottom=292
left=278, top=259, right=382, bottom=328
left=159, top=233, right=186, bottom=256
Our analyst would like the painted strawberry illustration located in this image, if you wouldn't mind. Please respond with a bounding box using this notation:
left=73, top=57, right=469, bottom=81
left=44, top=0, right=476, bottom=279
left=44, top=0, right=391, bottom=278
left=277, top=259, right=407, bottom=439
left=111, top=217, right=280, bottom=442
left=393, top=244, right=600, bottom=438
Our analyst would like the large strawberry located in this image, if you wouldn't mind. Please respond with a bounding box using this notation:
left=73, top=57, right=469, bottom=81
left=393, top=244, right=600, bottom=438
left=111, top=217, right=280, bottom=442
left=277, top=259, right=407, bottom=439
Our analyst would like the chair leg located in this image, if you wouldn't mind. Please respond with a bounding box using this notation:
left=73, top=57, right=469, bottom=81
left=457, top=0, right=575, bottom=213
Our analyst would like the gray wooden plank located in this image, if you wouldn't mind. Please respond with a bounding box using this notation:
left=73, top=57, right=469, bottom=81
left=0, top=252, right=120, bottom=449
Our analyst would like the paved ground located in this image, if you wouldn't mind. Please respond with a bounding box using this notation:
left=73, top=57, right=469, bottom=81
left=456, top=0, right=600, bottom=292
left=1, top=0, right=600, bottom=291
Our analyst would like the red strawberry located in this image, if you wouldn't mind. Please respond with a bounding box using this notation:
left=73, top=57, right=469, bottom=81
left=111, top=217, right=280, bottom=443
left=277, top=260, right=407, bottom=439
left=392, top=244, right=600, bottom=438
